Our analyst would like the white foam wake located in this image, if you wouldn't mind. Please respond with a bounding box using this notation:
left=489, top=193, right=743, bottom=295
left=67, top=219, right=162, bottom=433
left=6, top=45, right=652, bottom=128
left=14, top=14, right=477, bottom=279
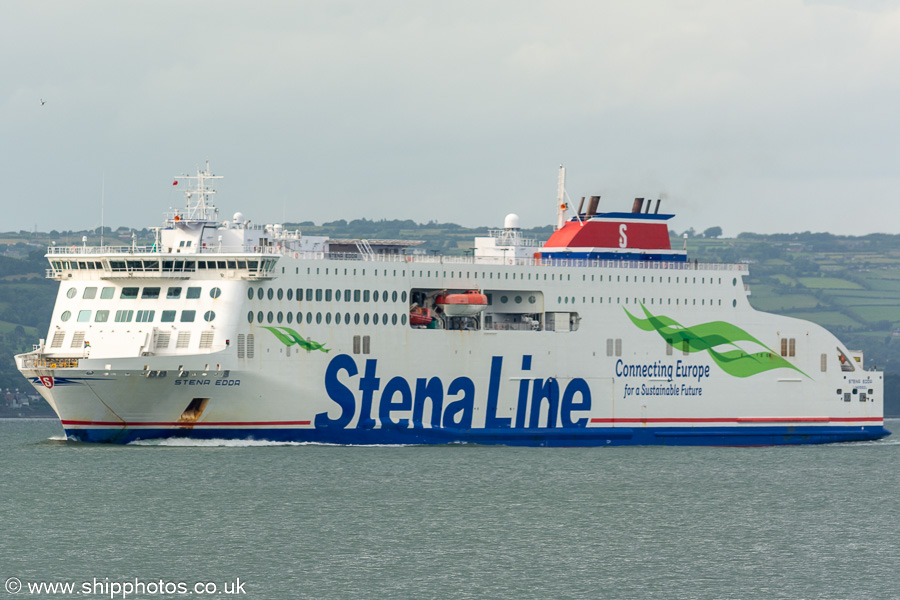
left=128, top=437, right=312, bottom=447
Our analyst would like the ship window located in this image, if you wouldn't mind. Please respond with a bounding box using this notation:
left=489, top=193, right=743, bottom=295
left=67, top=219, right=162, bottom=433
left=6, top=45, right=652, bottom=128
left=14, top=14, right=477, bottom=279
left=503, top=296, right=510, bottom=304
left=181, top=310, right=196, bottom=323
left=363, top=290, right=370, bottom=302
left=373, top=313, right=379, bottom=325
left=287, top=289, right=293, bottom=301
left=211, top=287, right=222, bottom=299
left=353, top=335, right=361, bottom=354
left=363, top=335, right=371, bottom=354
left=258, top=288, right=264, bottom=300
left=142, top=287, right=161, bottom=299
left=60, top=310, right=72, bottom=322
left=373, top=290, right=379, bottom=302
left=733, top=278, right=737, bottom=286
left=162, top=310, right=177, bottom=323
left=326, top=312, right=332, bottom=324
left=317, top=312, right=322, bottom=324
left=821, top=354, right=827, bottom=372
left=247, top=288, right=255, bottom=300
left=257, top=311, right=264, bottom=323
left=115, top=310, right=134, bottom=322
left=227, top=261, right=237, bottom=269
left=335, top=312, right=340, bottom=324
left=248, top=311, right=254, bottom=323
left=325, top=289, right=332, bottom=301
left=383, top=291, right=389, bottom=302
left=335, top=290, right=342, bottom=302
left=615, top=339, right=622, bottom=357
left=275, top=311, right=282, bottom=323
left=121, top=287, right=139, bottom=299
left=95, top=310, right=109, bottom=323
left=136, top=310, right=155, bottom=323
left=307, top=313, right=313, bottom=324
left=297, top=288, right=302, bottom=300
left=267, top=311, right=274, bottom=324
left=205, top=311, right=216, bottom=323
left=516, top=296, right=522, bottom=304
left=66, top=287, right=77, bottom=299
left=344, top=312, right=351, bottom=323
left=276, top=288, right=283, bottom=300
left=781, top=339, right=788, bottom=357
left=268, top=288, right=274, bottom=301
left=401, top=314, right=407, bottom=326
left=392, top=314, right=398, bottom=325
left=789, top=338, right=796, bottom=357
left=354, top=313, right=360, bottom=325
left=77, top=310, right=91, bottom=322
left=287, top=312, right=293, bottom=324
left=83, top=287, right=97, bottom=299
left=186, top=287, right=201, bottom=299
left=306, top=289, right=313, bottom=301
left=401, top=291, right=407, bottom=302
left=606, top=339, right=613, bottom=356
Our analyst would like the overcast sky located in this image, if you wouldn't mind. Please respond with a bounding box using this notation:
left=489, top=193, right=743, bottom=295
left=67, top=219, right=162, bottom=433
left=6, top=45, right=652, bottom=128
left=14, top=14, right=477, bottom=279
left=3, top=0, right=900, bottom=237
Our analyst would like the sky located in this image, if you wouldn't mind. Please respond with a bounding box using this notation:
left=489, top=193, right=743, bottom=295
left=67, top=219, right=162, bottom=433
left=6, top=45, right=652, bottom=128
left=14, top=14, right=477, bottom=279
left=3, top=0, right=900, bottom=238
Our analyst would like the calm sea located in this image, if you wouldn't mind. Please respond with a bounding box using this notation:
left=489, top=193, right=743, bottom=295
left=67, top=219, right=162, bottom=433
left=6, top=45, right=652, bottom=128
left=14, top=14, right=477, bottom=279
left=1, top=418, right=899, bottom=600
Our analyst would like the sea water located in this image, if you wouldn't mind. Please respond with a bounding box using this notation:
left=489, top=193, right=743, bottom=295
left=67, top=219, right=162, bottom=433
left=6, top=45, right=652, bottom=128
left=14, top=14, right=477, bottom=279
left=1, top=418, right=899, bottom=600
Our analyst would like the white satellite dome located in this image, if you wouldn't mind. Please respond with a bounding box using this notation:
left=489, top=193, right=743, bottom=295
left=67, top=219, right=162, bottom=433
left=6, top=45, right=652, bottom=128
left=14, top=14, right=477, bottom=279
left=233, top=212, right=245, bottom=225
left=504, top=213, right=520, bottom=229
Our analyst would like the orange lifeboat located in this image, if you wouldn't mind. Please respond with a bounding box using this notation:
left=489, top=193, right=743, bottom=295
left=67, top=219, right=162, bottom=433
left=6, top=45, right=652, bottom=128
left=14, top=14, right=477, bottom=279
left=434, top=290, right=488, bottom=317
left=409, top=307, right=434, bottom=327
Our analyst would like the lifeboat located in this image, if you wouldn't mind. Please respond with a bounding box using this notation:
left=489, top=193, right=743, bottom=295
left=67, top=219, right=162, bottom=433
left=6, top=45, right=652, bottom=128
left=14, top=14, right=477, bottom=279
left=409, top=307, right=434, bottom=327
left=434, top=290, right=488, bottom=317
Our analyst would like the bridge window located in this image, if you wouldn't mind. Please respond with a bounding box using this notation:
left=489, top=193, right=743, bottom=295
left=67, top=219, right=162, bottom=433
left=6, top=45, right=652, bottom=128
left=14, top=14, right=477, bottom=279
left=121, top=287, right=138, bottom=300
left=181, top=310, right=196, bottom=323
left=142, top=287, right=160, bottom=299
left=100, top=287, right=115, bottom=299
left=136, top=310, right=155, bottom=323
left=162, top=311, right=176, bottom=323
left=83, top=287, right=97, bottom=299
left=95, top=310, right=109, bottom=323
left=78, top=310, right=91, bottom=322
left=186, top=287, right=201, bottom=299
left=115, top=310, right=133, bottom=323
left=211, top=287, right=222, bottom=299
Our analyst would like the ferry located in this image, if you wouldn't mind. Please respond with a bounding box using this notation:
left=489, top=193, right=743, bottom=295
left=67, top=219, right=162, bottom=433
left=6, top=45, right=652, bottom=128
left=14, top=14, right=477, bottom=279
left=16, top=163, right=889, bottom=445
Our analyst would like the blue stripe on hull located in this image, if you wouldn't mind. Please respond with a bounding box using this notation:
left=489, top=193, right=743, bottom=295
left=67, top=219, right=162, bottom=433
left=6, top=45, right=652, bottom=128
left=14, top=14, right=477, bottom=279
left=65, top=425, right=891, bottom=446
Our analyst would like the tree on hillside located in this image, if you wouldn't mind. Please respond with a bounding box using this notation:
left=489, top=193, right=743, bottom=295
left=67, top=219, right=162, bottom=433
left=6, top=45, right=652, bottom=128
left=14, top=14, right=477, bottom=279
left=703, top=226, right=723, bottom=238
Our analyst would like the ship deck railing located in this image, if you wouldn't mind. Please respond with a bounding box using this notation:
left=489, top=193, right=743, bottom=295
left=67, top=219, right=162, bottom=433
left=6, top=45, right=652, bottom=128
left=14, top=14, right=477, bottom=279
left=46, top=244, right=748, bottom=274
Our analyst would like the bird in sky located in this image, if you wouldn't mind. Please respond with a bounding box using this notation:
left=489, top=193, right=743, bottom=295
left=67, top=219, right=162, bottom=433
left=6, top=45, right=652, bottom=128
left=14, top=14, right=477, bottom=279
left=40, top=99, right=46, bottom=106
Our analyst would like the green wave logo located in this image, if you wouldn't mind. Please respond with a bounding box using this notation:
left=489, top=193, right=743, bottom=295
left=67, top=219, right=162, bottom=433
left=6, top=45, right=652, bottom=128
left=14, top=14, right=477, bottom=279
left=624, top=304, right=808, bottom=379
left=261, top=327, right=330, bottom=353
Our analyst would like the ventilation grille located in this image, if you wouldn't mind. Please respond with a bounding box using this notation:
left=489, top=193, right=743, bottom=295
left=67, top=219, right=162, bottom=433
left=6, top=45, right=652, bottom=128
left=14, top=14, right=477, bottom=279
left=246, top=334, right=255, bottom=358
left=237, top=334, right=245, bottom=359
left=156, top=332, right=171, bottom=349
left=199, top=331, right=214, bottom=349
left=70, top=331, right=85, bottom=349
left=176, top=332, right=191, bottom=349
left=50, top=331, right=65, bottom=348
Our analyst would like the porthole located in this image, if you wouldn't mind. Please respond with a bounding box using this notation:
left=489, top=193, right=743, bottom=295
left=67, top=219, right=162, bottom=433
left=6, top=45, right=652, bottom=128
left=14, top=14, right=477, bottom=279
left=316, top=312, right=322, bottom=324
left=66, top=288, right=77, bottom=299
left=529, top=296, right=536, bottom=304
left=373, top=290, right=379, bottom=302
left=355, top=313, right=360, bottom=325
left=733, top=278, right=737, bottom=286
left=336, top=289, right=342, bottom=302
left=326, top=312, right=332, bottom=324
left=364, top=313, right=370, bottom=325
left=401, top=314, right=407, bottom=325
left=277, top=311, right=283, bottom=323
left=392, top=291, right=398, bottom=302
left=336, top=312, right=342, bottom=324
left=61, top=310, right=71, bottom=322
left=248, top=311, right=254, bottom=323
left=515, top=296, right=522, bottom=304
left=287, top=312, right=293, bottom=324
left=501, top=296, right=509, bottom=303
left=267, top=289, right=274, bottom=301
left=277, top=288, right=284, bottom=300
left=383, top=313, right=388, bottom=324
left=297, top=312, right=303, bottom=323
left=257, top=311, right=264, bottom=323
left=247, top=288, right=254, bottom=300
left=210, top=287, right=222, bottom=299
left=287, top=289, right=293, bottom=301
left=373, top=313, right=379, bottom=325
left=733, top=299, right=737, bottom=308
left=382, top=291, right=389, bottom=302
left=204, top=310, right=216, bottom=322
left=307, top=313, right=313, bottom=324
left=267, top=311, right=274, bottom=323
left=257, top=288, right=264, bottom=300
left=401, top=291, right=407, bottom=303
left=345, top=312, right=351, bottom=324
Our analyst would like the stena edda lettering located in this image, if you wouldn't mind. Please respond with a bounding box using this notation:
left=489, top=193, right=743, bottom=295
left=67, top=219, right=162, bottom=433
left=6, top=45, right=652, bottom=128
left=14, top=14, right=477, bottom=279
left=315, top=355, right=592, bottom=430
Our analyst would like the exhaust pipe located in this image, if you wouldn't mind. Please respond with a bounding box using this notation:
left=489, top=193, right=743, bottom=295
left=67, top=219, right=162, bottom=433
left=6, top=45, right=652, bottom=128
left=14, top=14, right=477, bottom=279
left=632, top=197, right=644, bottom=213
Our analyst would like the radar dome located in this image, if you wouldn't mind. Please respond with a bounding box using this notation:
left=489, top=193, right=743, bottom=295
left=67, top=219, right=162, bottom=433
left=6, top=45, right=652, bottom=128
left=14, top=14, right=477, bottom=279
left=504, top=213, right=520, bottom=229
left=233, top=212, right=245, bottom=225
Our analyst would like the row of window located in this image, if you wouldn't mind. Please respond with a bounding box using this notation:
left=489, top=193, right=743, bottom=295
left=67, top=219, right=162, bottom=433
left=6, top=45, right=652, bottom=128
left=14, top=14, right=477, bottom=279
left=249, top=311, right=408, bottom=327
left=248, top=287, right=408, bottom=304
left=50, top=329, right=215, bottom=350
left=60, top=309, right=215, bottom=324
left=53, top=259, right=274, bottom=272
left=66, top=286, right=221, bottom=300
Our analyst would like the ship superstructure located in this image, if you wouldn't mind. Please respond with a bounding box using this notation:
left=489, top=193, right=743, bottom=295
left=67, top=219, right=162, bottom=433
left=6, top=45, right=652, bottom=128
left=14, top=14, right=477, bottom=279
left=16, top=164, right=888, bottom=445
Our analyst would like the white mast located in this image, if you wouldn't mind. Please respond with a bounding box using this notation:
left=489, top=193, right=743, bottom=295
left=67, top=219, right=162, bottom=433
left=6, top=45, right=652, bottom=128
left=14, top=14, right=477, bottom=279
left=556, top=165, right=567, bottom=231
